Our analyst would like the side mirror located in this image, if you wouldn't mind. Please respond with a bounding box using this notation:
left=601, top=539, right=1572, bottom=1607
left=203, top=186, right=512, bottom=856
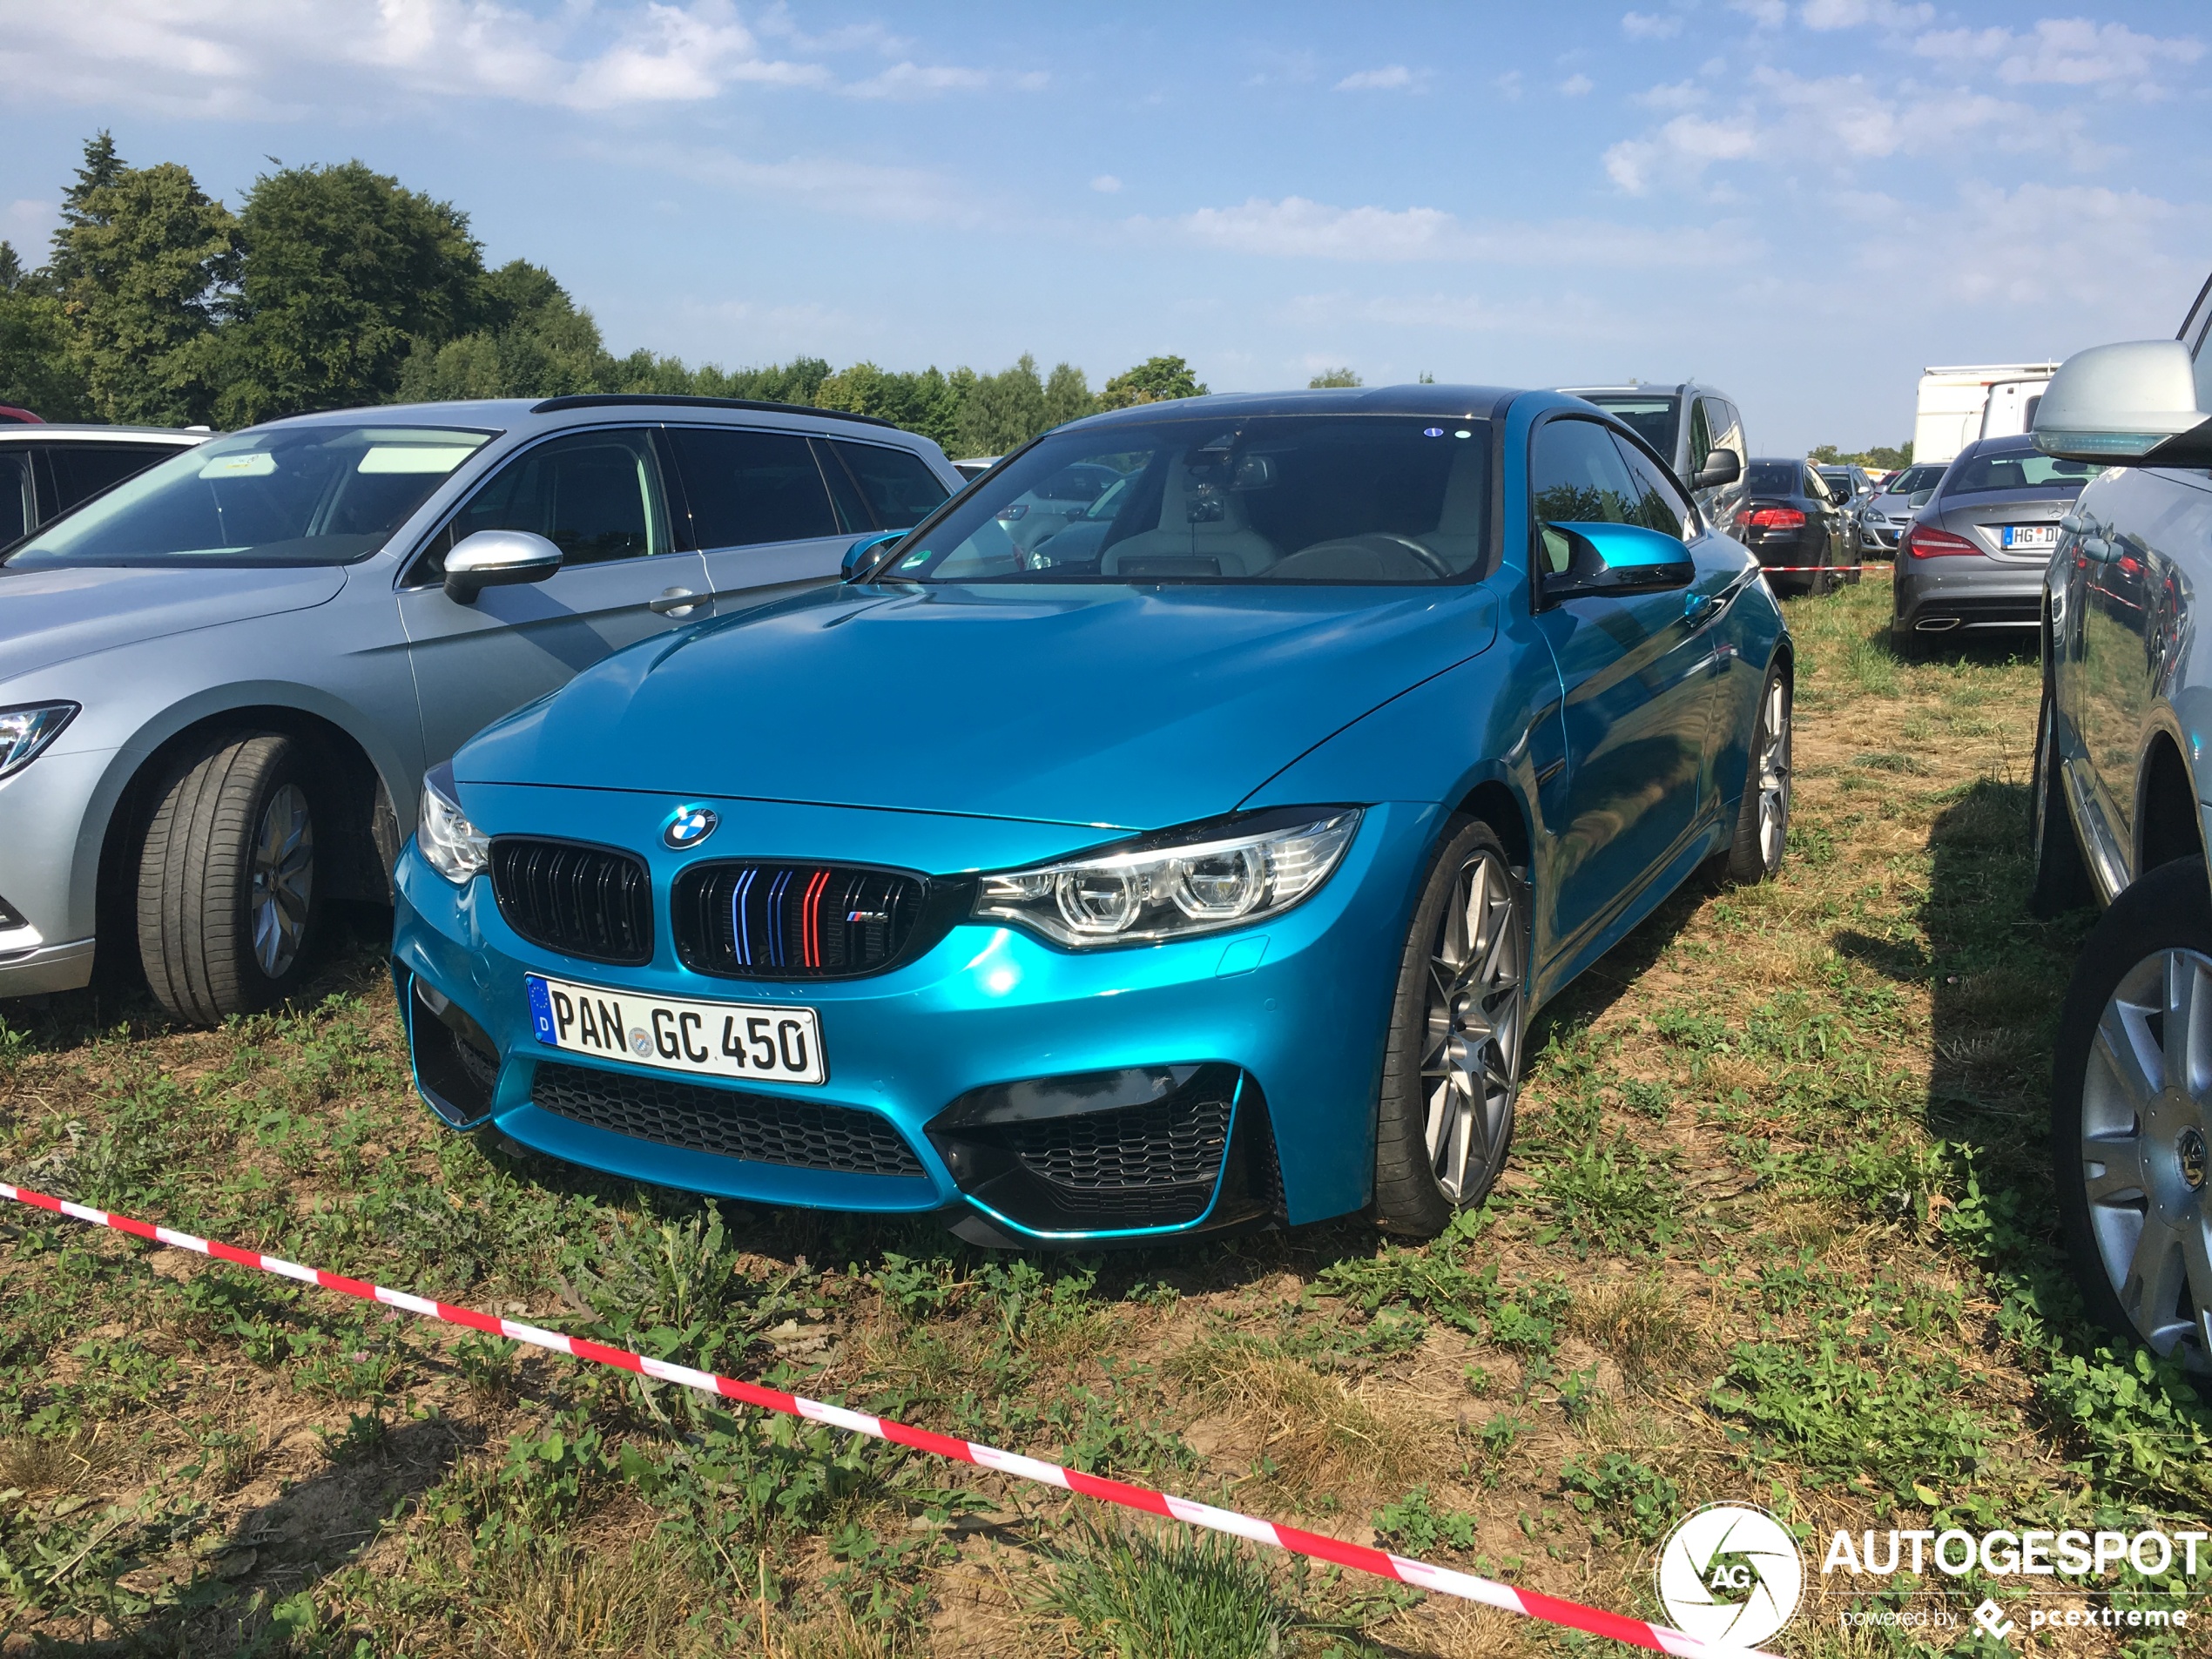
left=444, top=529, right=562, bottom=604
left=1691, top=448, right=1741, bottom=489
left=842, top=530, right=906, bottom=583
left=2033, top=339, right=2210, bottom=466
left=1538, top=522, right=1696, bottom=604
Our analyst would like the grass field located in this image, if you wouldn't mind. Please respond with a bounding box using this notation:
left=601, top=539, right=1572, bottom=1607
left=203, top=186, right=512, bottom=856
left=4, top=572, right=2210, bottom=1657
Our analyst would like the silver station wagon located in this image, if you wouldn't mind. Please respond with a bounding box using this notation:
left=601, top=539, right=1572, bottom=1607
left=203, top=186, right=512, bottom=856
left=0, top=395, right=961, bottom=1022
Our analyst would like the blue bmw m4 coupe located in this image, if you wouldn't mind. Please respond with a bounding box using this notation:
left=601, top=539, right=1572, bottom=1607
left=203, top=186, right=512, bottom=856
left=391, top=387, right=1791, bottom=1246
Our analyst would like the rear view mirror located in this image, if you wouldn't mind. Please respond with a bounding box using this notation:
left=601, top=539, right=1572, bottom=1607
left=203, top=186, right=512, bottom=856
left=2034, top=339, right=2211, bottom=466
left=1691, top=448, right=1741, bottom=489
left=1538, top=522, right=1696, bottom=604
left=444, top=529, right=562, bottom=604
left=841, top=530, right=905, bottom=582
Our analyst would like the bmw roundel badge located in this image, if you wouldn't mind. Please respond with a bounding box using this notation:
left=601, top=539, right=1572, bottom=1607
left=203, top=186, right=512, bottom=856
left=664, top=806, right=718, bottom=849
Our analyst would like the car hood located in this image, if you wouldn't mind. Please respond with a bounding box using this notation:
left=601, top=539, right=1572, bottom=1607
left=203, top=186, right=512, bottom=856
left=0, top=562, right=349, bottom=683
left=459, top=581, right=1499, bottom=831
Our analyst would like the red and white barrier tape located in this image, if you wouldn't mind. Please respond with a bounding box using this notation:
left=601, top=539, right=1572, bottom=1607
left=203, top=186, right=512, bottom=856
left=0, top=1180, right=1770, bottom=1658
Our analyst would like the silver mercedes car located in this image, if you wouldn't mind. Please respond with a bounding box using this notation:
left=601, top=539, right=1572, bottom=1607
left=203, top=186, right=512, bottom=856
left=0, top=395, right=960, bottom=1022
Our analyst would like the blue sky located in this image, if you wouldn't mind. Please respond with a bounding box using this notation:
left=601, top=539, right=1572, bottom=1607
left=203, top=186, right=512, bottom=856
left=3, top=1, right=2207, bottom=451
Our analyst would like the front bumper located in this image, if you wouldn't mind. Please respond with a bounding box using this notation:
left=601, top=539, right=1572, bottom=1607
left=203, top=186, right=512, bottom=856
left=0, top=935, right=96, bottom=995
left=393, top=791, right=1438, bottom=1244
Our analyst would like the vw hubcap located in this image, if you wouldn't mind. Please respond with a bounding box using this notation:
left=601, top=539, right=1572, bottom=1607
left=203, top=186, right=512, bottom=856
left=249, top=783, right=314, bottom=980
left=1420, top=849, right=1523, bottom=1204
left=1756, top=678, right=1791, bottom=870
left=2082, top=947, right=2212, bottom=1371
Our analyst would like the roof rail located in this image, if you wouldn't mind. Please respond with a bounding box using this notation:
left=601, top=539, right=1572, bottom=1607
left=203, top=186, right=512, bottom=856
left=528, top=393, right=896, bottom=428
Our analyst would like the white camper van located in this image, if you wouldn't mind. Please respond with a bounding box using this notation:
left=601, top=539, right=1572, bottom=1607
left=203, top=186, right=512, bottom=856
left=1912, top=363, right=2060, bottom=465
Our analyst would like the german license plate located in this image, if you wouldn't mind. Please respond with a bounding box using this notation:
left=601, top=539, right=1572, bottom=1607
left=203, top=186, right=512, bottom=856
left=525, top=973, right=825, bottom=1084
left=2001, top=524, right=2057, bottom=550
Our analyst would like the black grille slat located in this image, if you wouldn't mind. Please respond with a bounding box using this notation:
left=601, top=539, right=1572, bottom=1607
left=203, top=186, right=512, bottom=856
left=491, top=839, right=653, bottom=966
left=531, top=1061, right=923, bottom=1177
left=671, top=860, right=934, bottom=981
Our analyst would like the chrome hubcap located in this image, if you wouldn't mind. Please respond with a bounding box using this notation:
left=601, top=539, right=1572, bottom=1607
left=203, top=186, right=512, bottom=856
left=1420, top=849, right=1523, bottom=1204
left=249, top=783, right=314, bottom=980
left=1756, top=678, right=1791, bottom=869
left=2083, top=948, right=2212, bottom=1371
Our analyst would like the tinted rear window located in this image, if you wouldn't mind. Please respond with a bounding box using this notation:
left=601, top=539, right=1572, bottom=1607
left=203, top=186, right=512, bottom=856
left=1745, top=463, right=1802, bottom=496
left=44, top=442, right=183, bottom=516
left=1944, top=449, right=2099, bottom=496
left=827, top=440, right=950, bottom=529
left=1580, top=395, right=1678, bottom=458
left=665, top=427, right=837, bottom=548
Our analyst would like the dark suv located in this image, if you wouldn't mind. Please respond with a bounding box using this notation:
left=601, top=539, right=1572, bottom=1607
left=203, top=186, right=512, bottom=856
left=2032, top=268, right=2212, bottom=1372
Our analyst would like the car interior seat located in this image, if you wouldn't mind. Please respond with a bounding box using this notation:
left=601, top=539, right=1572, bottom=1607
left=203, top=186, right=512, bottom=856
left=1100, top=455, right=1279, bottom=578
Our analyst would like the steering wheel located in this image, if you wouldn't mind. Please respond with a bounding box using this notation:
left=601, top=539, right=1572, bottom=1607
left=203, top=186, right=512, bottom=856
left=1285, top=532, right=1455, bottom=579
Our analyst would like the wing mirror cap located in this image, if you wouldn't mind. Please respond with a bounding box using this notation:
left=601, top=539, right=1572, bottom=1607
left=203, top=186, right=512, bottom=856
left=444, top=529, right=562, bottom=604
left=2033, top=339, right=2212, bottom=466
left=1690, top=448, right=1741, bottom=489
left=842, top=530, right=907, bottom=582
left=1540, top=522, right=1696, bottom=602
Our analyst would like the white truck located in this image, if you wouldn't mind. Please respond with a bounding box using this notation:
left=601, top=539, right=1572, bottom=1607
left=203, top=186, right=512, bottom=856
left=1912, top=362, right=2061, bottom=465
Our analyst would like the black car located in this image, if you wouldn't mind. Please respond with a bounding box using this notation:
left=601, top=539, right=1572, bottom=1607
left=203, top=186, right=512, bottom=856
left=1726, top=457, right=1852, bottom=595
left=1, top=424, right=210, bottom=548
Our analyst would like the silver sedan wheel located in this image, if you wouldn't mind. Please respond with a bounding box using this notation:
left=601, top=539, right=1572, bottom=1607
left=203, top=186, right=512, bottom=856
left=2081, top=947, right=2212, bottom=1371
left=1756, top=675, right=1791, bottom=870
left=249, top=783, right=314, bottom=979
left=1420, top=847, right=1523, bottom=1204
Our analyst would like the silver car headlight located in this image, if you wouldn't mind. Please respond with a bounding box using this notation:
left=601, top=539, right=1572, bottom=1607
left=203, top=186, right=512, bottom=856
left=974, top=807, right=1361, bottom=948
left=418, top=762, right=489, bottom=886
left=0, top=703, right=79, bottom=780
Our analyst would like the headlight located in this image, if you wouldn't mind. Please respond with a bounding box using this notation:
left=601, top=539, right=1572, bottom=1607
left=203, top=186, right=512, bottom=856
left=417, top=762, right=489, bottom=885
left=974, top=807, right=1360, bottom=948
left=0, top=703, right=78, bottom=780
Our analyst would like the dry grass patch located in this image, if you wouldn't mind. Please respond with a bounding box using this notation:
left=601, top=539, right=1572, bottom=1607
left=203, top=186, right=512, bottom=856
left=474, top=1536, right=711, bottom=1658
left=1566, top=1279, right=1698, bottom=1389
left=1163, top=1334, right=1425, bottom=1496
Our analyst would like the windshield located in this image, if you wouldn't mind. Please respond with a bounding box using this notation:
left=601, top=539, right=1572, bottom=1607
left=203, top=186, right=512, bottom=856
left=1943, top=448, right=2100, bottom=497
left=4, top=423, right=495, bottom=570
left=1576, top=395, right=1679, bottom=459
left=1882, top=464, right=1945, bottom=496
left=882, top=415, right=1494, bottom=584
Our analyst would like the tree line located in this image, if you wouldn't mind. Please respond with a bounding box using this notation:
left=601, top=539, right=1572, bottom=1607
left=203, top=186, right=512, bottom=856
left=0, top=135, right=1210, bottom=456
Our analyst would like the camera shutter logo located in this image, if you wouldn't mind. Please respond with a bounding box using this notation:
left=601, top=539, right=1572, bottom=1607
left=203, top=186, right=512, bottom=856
left=1656, top=1503, right=1804, bottom=1649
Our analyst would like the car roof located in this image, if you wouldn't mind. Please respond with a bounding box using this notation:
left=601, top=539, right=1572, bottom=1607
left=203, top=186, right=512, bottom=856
left=1559, top=383, right=1689, bottom=398
left=1071, top=384, right=1523, bottom=432
left=0, top=424, right=209, bottom=443
left=260, top=394, right=912, bottom=439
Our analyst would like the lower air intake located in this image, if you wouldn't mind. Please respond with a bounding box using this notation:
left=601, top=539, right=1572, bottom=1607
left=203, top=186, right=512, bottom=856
left=531, top=1060, right=924, bottom=1177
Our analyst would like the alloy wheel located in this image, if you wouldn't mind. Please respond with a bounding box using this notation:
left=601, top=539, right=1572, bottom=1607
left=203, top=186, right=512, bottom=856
left=2080, top=947, right=2212, bottom=1371
left=1756, top=676, right=1792, bottom=869
left=249, top=783, right=314, bottom=979
left=1420, top=847, right=1523, bottom=1203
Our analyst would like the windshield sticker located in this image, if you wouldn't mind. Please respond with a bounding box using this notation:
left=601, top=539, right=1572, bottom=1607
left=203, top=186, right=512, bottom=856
left=357, top=446, right=478, bottom=475
left=199, top=452, right=277, bottom=479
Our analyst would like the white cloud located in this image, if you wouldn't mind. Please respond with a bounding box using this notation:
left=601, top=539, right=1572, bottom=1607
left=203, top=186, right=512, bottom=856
left=1090, top=174, right=1123, bottom=194
left=1635, top=78, right=1704, bottom=111
left=1284, top=289, right=1638, bottom=339
left=1731, top=0, right=1786, bottom=24
left=1335, top=64, right=1424, bottom=91
left=1560, top=73, right=1595, bottom=96
left=1150, top=196, right=1750, bottom=268
left=0, top=0, right=1024, bottom=116
left=1800, top=0, right=1932, bottom=30
left=611, top=142, right=983, bottom=227
left=1912, top=19, right=2203, bottom=91
left=1622, top=11, right=1683, bottom=40
left=1494, top=69, right=1525, bottom=101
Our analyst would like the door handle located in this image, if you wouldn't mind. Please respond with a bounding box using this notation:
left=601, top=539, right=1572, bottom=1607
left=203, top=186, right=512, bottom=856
left=649, top=587, right=698, bottom=616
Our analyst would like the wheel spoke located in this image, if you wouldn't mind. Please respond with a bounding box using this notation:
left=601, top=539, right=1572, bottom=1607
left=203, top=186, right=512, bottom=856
left=2123, top=1216, right=2194, bottom=1351
left=2081, top=1130, right=2149, bottom=1203
left=2094, top=995, right=2163, bottom=1113
left=2167, top=952, right=2212, bottom=1101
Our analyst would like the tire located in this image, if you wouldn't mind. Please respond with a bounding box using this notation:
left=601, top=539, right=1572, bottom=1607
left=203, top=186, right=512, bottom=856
left=2052, top=858, right=2212, bottom=1373
left=2029, top=678, right=2094, bottom=917
left=1721, top=661, right=1792, bottom=884
left=1372, top=819, right=1527, bottom=1236
left=1844, top=535, right=1862, bottom=585
left=137, top=732, right=322, bottom=1025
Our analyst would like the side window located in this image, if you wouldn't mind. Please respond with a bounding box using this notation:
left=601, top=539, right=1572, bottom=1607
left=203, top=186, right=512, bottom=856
left=807, top=439, right=873, bottom=535
left=1804, top=467, right=1831, bottom=502
left=1611, top=435, right=1696, bottom=540
left=420, top=428, right=668, bottom=578
left=38, top=442, right=179, bottom=519
left=0, top=452, right=29, bottom=543
left=663, top=427, right=837, bottom=550
left=1688, top=399, right=1714, bottom=472
left=1530, top=418, right=1640, bottom=575
left=1713, top=401, right=1745, bottom=462
left=828, top=440, right=952, bottom=529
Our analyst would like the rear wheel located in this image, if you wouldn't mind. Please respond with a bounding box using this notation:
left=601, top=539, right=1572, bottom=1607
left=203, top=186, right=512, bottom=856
left=2054, top=859, right=2212, bottom=1373
left=1372, top=820, right=1527, bottom=1236
left=137, top=732, right=323, bottom=1026
left=2029, top=678, right=2094, bottom=917
left=1722, top=663, right=1792, bottom=884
